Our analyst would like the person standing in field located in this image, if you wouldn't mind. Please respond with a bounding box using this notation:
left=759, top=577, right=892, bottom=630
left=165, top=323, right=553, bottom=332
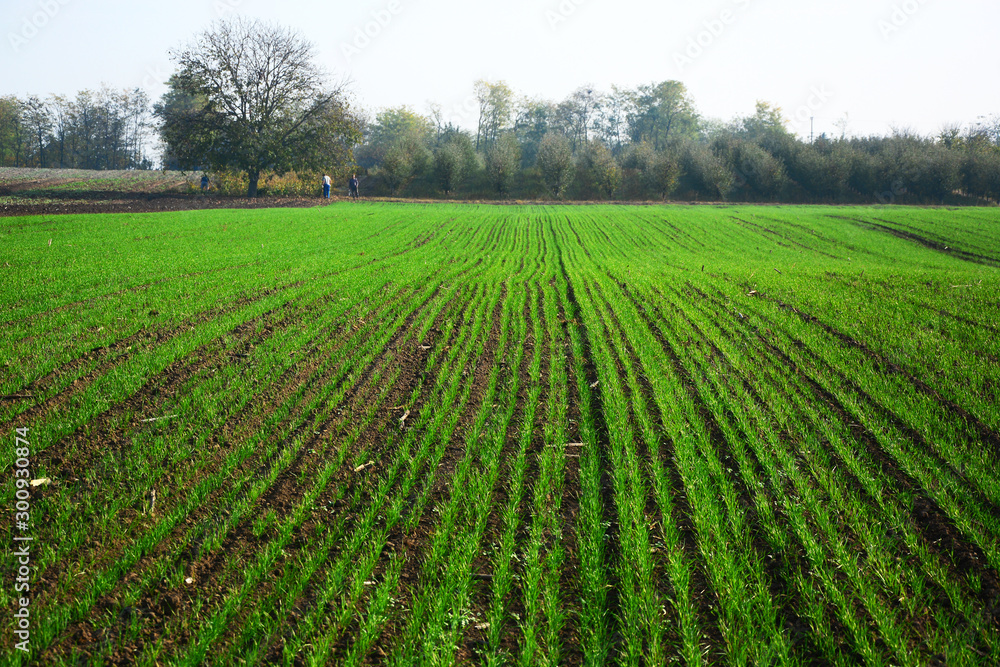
left=200, top=174, right=209, bottom=191
left=322, top=173, right=332, bottom=199
left=349, top=174, right=359, bottom=200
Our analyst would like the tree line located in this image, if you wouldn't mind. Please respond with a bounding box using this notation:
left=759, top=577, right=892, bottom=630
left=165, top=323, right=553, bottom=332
left=0, top=87, right=153, bottom=170
left=2, top=17, right=998, bottom=204
left=359, top=80, right=1000, bottom=204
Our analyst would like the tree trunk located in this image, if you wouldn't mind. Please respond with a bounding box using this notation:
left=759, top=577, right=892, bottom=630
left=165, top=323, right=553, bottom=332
left=248, top=169, right=260, bottom=198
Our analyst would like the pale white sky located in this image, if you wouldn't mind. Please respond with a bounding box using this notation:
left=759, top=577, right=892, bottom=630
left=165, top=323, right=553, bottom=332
left=2, top=0, right=998, bottom=140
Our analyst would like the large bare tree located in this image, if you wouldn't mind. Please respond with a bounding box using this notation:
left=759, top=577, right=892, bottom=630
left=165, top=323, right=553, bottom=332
left=157, top=17, right=361, bottom=197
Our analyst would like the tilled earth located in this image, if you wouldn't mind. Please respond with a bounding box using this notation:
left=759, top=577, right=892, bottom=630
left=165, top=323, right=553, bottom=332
left=0, top=192, right=339, bottom=216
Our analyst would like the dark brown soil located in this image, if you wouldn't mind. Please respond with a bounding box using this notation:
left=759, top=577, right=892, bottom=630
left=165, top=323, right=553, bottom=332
left=0, top=193, right=342, bottom=217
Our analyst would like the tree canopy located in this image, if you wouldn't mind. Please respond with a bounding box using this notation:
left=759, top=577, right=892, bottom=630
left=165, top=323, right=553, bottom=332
left=155, top=17, right=361, bottom=197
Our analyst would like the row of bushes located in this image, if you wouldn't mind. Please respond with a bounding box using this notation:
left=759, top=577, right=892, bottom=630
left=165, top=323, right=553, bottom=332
left=356, top=132, right=1000, bottom=205
left=187, top=170, right=327, bottom=197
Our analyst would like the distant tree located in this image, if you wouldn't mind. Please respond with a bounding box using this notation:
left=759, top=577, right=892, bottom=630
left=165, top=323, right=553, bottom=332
left=645, top=148, right=682, bottom=200
left=155, top=76, right=207, bottom=170
left=366, top=107, right=433, bottom=151
left=971, top=114, right=1000, bottom=147
left=552, top=98, right=584, bottom=153
left=378, top=140, right=419, bottom=195
left=433, top=142, right=464, bottom=196
left=433, top=131, right=477, bottom=195
left=740, top=101, right=789, bottom=141
left=620, top=141, right=653, bottom=199
left=833, top=113, right=851, bottom=140
left=628, top=81, right=699, bottom=150
left=513, top=98, right=555, bottom=167
left=680, top=141, right=734, bottom=200
left=596, top=85, right=636, bottom=155
left=358, top=106, right=433, bottom=194
left=564, top=87, right=600, bottom=148
left=536, top=132, right=574, bottom=198
left=0, top=96, right=26, bottom=166
left=962, top=147, right=1000, bottom=201
left=620, top=142, right=679, bottom=199
left=871, top=133, right=938, bottom=202
left=474, top=79, right=515, bottom=153
left=712, top=134, right=785, bottom=200
left=841, top=143, right=878, bottom=199
left=578, top=140, right=621, bottom=199
left=485, top=133, right=521, bottom=197
left=427, top=102, right=445, bottom=145
left=22, top=96, right=52, bottom=167
left=374, top=142, right=406, bottom=195
left=46, top=95, right=72, bottom=168
left=909, top=142, right=962, bottom=202
left=793, top=141, right=849, bottom=200
left=157, top=17, right=361, bottom=196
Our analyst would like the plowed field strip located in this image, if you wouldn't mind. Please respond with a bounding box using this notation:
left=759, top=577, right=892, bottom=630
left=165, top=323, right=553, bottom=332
left=478, top=281, right=552, bottom=665
left=210, top=262, right=484, bottom=657
left=599, top=279, right=751, bottom=665
left=607, top=276, right=808, bottom=664
left=448, top=256, right=550, bottom=662
left=509, top=277, right=578, bottom=667
left=766, top=290, right=1000, bottom=449
left=384, top=283, right=521, bottom=666
left=672, top=282, right=1000, bottom=658
left=25, top=300, right=312, bottom=589
left=583, top=278, right=678, bottom=665
left=319, top=285, right=497, bottom=661
left=31, top=279, right=399, bottom=513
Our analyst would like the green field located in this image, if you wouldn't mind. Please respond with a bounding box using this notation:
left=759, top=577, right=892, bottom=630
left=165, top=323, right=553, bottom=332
left=2, top=203, right=999, bottom=665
